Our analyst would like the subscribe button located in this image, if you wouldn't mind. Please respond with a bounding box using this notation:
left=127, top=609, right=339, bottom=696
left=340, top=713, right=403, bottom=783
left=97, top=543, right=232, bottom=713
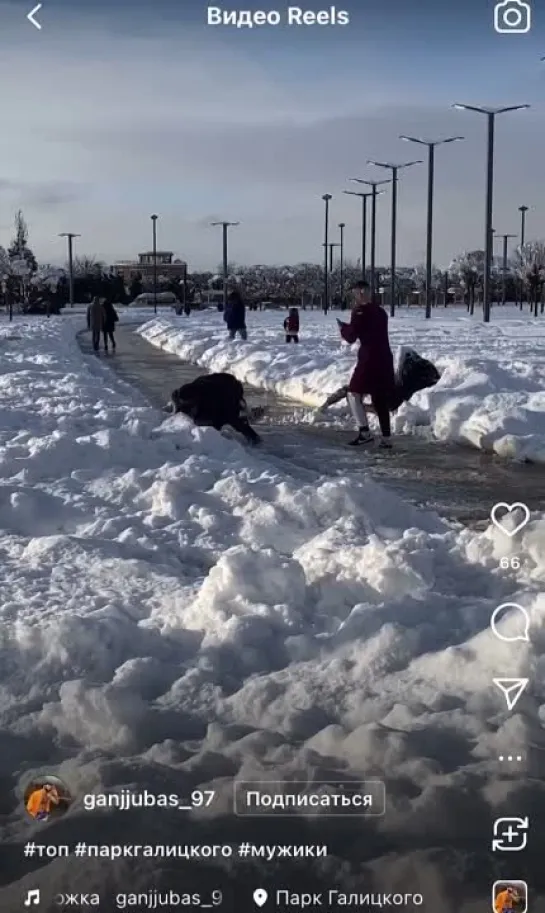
left=234, top=780, right=386, bottom=817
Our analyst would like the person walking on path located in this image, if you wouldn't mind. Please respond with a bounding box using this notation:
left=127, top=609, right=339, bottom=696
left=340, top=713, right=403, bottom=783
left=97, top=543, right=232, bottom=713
left=87, top=296, right=104, bottom=353
left=283, top=307, right=300, bottom=343
left=102, top=299, right=118, bottom=352
left=337, top=280, right=396, bottom=448
left=224, top=289, right=247, bottom=340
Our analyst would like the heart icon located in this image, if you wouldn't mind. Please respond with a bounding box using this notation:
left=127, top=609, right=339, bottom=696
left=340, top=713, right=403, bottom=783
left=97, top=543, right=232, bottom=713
left=490, top=502, right=530, bottom=537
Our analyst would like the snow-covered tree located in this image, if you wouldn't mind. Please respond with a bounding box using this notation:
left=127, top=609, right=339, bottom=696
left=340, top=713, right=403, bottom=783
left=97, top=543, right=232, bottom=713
left=8, top=210, right=38, bottom=273
left=513, top=241, right=545, bottom=315
left=0, top=246, right=11, bottom=278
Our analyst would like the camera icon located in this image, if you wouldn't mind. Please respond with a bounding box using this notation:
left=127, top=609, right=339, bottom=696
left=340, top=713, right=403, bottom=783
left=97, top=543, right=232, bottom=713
left=494, top=0, right=531, bottom=33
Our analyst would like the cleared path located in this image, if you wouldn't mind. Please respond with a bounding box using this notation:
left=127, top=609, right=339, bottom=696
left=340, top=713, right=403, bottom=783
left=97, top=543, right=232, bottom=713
left=79, top=325, right=545, bottom=528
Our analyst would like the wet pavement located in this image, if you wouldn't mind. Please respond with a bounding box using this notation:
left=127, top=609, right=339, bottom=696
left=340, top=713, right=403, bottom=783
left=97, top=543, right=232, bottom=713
left=79, top=325, right=545, bottom=528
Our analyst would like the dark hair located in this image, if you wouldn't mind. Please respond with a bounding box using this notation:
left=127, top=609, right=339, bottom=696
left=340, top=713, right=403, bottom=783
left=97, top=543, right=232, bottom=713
left=351, top=280, right=370, bottom=290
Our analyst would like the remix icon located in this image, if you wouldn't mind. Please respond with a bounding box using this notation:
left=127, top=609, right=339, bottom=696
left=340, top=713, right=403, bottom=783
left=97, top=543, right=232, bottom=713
left=492, top=817, right=529, bottom=852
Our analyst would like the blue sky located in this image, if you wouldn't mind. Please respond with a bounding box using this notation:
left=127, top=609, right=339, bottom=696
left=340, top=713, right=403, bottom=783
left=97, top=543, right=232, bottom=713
left=0, top=0, right=543, bottom=269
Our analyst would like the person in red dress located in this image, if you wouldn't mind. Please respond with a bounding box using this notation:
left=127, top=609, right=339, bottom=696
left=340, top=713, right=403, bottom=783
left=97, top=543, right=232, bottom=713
left=337, top=280, right=396, bottom=447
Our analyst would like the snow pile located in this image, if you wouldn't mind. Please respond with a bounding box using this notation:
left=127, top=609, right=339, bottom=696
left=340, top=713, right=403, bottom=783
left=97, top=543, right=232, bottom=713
left=0, top=316, right=544, bottom=908
left=140, top=307, right=545, bottom=462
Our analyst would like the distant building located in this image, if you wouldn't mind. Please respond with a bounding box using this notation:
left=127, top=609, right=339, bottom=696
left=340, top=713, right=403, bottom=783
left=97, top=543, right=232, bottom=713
left=111, top=251, right=187, bottom=284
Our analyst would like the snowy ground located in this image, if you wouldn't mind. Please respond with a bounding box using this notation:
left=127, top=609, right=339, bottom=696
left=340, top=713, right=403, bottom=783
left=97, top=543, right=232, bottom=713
left=1, top=313, right=545, bottom=911
left=140, top=305, right=545, bottom=463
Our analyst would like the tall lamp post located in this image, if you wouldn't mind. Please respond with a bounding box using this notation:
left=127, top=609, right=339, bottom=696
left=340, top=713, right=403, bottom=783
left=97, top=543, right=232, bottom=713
left=399, top=135, right=464, bottom=318
left=367, top=159, right=422, bottom=317
left=326, top=242, right=340, bottom=272
left=494, top=233, right=517, bottom=306
left=338, top=223, right=345, bottom=307
left=453, top=104, right=529, bottom=322
left=322, top=194, right=332, bottom=313
left=150, top=215, right=158, bottom=314
left=211, top=221, right=240, bottom=312
left=348, top=179, right=389, bottom=297
left=519, top=205, right=529, bottom=310
left=58, top=232, right=81, bottom=308
left=343, top=190, right=373, bottom=280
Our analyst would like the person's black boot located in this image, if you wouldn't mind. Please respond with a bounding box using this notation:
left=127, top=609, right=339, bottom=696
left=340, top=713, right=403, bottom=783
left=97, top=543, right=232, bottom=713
left=348, top=428, right=374, bottom=446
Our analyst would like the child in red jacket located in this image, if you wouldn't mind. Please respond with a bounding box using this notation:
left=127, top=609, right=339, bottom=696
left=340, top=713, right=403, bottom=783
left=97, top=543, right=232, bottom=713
left=283, top=307, right=299, bottom=343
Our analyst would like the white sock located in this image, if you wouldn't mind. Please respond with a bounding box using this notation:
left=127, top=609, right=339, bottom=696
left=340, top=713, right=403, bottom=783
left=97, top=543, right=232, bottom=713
left=347, top=393, right=369, bottom=431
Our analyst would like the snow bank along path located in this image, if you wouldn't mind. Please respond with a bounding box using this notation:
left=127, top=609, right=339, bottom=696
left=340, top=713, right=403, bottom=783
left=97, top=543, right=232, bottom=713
left=103, top=321, right=545, bottom=528
left=1, top=314, right=545, bottom=911
left=139, top=306, right=545, bottom=464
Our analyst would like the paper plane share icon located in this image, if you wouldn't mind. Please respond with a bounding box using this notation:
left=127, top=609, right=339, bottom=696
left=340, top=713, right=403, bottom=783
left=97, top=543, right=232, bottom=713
left=493, top=678, right=529, bottom=711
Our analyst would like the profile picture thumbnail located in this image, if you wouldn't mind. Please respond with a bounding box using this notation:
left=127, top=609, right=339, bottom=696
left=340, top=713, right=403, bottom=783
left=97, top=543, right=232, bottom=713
left=24, top=775, right=72, bottom=822
left=493, top=881, right=528, bottom=913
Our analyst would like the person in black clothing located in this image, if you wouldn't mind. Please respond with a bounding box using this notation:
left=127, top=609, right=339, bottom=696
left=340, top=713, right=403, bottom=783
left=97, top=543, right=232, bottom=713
left=102, top=300, right=119, bottom=352
left=168, top=373, right=261, bottom=445
left=224, top=289, right=247, bottom=340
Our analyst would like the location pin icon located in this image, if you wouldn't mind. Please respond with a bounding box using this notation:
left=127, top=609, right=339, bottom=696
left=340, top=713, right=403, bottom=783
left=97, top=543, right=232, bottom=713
left=253, top=889, right=268, bottom=907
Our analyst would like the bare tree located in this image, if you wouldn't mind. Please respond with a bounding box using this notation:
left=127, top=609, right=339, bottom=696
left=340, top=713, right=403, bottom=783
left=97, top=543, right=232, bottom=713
left=72, top=256, right=105, bottom=276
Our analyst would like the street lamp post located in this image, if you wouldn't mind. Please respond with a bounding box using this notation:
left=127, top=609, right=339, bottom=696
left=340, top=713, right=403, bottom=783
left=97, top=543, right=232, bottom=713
left=211, top=221, right=240, bottom=312
left=453, top=104, right=529, bottom=322
left=150, top=215, right=158, bottom=314
left=343, top=190, right=373, bottom=280
left=519, top=205, right=528, bottom=310
left=322, top=194, right=332, bottom=313
left=348, top=179, right=389, bottom=298
left=494, top=233, right=517, bottom=306
left=338, top=223, right=345, bottom=307
left=327, top=242, right=340, bottom=272
left=58, top=232, right=81, bottom=308
left=366, top=160, right=422, bottom=317
left=399, top=135, right=464, bottom=318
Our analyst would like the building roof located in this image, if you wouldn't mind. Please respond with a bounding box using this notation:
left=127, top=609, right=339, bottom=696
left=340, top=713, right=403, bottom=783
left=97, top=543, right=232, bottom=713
left=139, top=251, right=175, bottom=257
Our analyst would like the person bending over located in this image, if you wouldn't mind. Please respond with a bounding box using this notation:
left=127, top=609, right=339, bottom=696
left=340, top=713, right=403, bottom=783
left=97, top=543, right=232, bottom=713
left=168, top=373, right=261, bottom=445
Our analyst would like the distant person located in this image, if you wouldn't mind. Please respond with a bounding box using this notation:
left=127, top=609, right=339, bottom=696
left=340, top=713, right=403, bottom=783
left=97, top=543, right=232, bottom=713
left=283, top=307, right=299, bottom=343
left=102, top=300, right=118, bottom=352
left=183, top=301, right=191, bottom=317
left=87, top=296, right=104, bottom=353
left=336, top=280, right=395, bottom=448
left=224, top=289, right=247, bottom=340
left=101, top=299, right=118, bottom=352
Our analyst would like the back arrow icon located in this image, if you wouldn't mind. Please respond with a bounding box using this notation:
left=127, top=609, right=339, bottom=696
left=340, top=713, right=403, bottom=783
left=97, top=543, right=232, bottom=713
left=27, top=3, right=42, bottom=29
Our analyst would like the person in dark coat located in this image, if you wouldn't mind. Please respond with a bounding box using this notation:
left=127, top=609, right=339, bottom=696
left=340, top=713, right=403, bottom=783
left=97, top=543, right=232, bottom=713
left=337, top=280, right=396, bottom=447
left=283, top=307, right=299, bottom=343
left=224, top=289, right=247, bottom=340
left=87, top=296, right=104, bottom=352
left=168, top=373, right=261, bottom=445
left=102, top=300, right=118, bottom=352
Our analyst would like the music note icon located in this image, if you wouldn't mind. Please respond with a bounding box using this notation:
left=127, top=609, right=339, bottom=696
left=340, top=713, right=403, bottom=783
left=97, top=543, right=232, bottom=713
left=24, top=888, right=40, bottom=906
